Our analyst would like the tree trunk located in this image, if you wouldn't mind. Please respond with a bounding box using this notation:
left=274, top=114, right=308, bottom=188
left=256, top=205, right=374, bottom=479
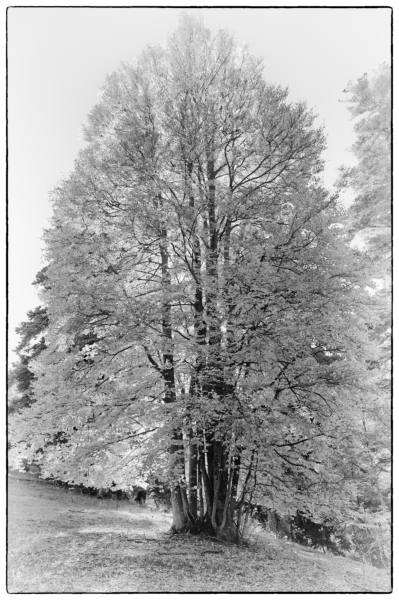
left=200, top=152, right=239, bottom=542
left=159, top=215, right=190, bottom=533
left=210, top=441, right=239, bottom=542
left=236, top=449, right=256, bottom=535
left=199, top=449, right=212, bottom=521
left=170, top=486, right=187, bottom=532
left=187, top=433, right=198, bottom=516
left=198, top=450, right=204, bottom=519
left=168, top=433, right=192, bottom=532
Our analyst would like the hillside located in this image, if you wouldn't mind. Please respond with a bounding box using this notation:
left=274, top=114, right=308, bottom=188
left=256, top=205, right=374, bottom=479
left=7, top=475, right=391, bottom=593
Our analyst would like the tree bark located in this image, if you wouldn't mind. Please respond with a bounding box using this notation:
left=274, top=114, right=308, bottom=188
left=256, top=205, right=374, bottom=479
left=199, top=449, right=212, bottom=521
left=198, top=449, right=204, bottom=519
left=187, top=431, right=198, bottom=516
left=170, top=485, right=187, bottom=532
left=199, top=151, right=239, bottom=542
left=159, top=213, right=190, bottom=532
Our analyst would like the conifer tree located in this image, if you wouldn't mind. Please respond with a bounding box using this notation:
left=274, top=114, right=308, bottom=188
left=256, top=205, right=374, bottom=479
left=8, top=270, right=49, bottom=414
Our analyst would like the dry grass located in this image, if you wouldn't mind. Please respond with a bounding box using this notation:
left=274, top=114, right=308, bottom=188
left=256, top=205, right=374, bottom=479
left=7, top=476, right=391, bottom=593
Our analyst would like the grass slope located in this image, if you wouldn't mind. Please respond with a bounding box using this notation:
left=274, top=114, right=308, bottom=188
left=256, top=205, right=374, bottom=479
left=7, top=476, right=391, bottom=593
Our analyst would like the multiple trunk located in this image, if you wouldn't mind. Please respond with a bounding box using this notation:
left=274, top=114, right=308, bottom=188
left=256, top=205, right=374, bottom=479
left=156, top=156, right=247, bottom=542
left=169, top=437, right=242, bottom=541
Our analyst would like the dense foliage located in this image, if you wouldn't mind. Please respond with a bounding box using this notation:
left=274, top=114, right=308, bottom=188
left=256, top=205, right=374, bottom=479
left=337, top=63, right=391, bottom=263
left=9, top=17, right=389, bottom=547
left=334, top=63, right=392, bottom=568
left=8, top=270, right=49, bottom=414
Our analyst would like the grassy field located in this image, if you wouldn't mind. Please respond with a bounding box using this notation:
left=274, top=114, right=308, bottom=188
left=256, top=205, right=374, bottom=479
left=7, top=475, right=391, bottom=593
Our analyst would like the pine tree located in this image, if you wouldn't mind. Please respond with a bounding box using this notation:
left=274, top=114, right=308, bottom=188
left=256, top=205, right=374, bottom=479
left=8, top=269, right=49, bottom=414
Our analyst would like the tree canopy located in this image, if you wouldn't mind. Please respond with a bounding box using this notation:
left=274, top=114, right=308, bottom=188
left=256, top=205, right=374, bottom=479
left=337, top=63, right=391, bottom=263
left=9, top=16, right=387, bottom=543
left=336, top=64, right=392, bottom=555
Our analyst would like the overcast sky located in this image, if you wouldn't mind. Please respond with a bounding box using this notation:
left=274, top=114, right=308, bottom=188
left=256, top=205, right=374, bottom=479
left=7, top=6, right=391, bottom=362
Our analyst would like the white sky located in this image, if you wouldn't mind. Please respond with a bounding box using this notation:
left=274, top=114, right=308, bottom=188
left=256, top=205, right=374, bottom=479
left=7, top=5, right=391, bottom=363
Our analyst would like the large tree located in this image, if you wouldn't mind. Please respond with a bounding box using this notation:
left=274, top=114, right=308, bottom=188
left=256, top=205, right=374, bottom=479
left=337, top=63, right=391, bottom=264
left=10, top=15, right=376, bottom=542
left=335, top=64, right=392, bottom=565
left=336, top=63, right=391, bottom=460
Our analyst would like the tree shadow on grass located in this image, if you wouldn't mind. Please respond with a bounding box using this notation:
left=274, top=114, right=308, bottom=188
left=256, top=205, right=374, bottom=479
left=77, top=517, right=156, bottom=535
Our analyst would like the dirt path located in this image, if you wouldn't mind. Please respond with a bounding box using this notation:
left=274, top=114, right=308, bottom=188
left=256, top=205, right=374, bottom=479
left=7, top=476, right=391, bottom=593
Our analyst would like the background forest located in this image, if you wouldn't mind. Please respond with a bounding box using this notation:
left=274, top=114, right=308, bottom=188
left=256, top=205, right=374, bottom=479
left=8, top=14, right=391, bottom=567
